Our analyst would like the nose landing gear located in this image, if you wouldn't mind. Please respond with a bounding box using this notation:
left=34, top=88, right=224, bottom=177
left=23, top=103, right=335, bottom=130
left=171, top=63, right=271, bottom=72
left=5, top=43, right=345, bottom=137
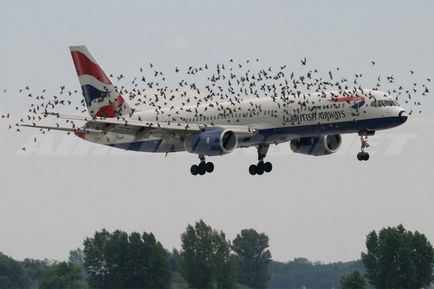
left=357, top=133, right=372, bottom=161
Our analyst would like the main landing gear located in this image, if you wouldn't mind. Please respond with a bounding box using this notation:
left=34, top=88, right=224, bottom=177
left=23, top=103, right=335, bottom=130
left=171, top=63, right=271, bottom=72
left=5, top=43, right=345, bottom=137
left=249, top=144, right=273, bottom=175
left=357, top=131, right=374, bottom=161
left=190, top=155, right=214, bottom=176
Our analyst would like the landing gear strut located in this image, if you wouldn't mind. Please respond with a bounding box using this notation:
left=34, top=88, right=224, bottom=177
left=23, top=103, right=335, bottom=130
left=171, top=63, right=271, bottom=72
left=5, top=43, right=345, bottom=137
left=357, top=132, right=373, bottom=161
left=249, top=144, right=273, bottom=175
left=190, top=155, right=214, bottom=176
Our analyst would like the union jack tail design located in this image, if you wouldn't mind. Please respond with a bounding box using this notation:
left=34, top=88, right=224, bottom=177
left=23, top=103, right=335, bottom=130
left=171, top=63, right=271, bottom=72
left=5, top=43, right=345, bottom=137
left=69, top=46, right=132, bottom=118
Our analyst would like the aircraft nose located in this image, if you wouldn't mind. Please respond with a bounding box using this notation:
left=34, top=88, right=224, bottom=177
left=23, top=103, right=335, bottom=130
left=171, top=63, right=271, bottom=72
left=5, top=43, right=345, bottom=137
left=398, top=110, right=408, bottom=123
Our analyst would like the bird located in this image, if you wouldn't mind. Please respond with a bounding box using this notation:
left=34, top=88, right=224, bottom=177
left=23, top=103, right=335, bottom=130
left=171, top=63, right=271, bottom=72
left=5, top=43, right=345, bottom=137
left=8, top=54, right=428, bottom=145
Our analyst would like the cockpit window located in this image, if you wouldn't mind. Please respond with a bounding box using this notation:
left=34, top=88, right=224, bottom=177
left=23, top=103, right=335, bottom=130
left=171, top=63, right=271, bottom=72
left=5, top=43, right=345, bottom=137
left=370, top=100, right=397, bottom=107
left=384, top=100, right=397, bottom=106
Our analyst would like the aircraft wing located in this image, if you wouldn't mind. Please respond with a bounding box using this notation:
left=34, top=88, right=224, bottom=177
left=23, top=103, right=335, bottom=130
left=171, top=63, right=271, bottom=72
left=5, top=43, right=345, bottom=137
left=21, top=113, right=258, bottom=137
left=19, top=124, right=99, bottom=133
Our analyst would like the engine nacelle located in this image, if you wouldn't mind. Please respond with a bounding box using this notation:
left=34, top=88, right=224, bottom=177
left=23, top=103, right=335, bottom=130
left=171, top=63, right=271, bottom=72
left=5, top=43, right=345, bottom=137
left=184, top=128, right=238, bottom=156
left=290, top=135, right=342, bottom=156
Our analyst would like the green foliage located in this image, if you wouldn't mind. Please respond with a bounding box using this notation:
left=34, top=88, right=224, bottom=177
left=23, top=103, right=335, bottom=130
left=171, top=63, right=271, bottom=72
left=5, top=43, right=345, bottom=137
left=361, top=224, right=434, bottom=289
left=83, top=229, right=112, bottom=288
left=83, top=229, right=171, bottom=289
left=232, top=229, right=272, bottom=289
left=22, top=258, right=50, bottom=288
left=341, top=270, right=367, bottom=289
left=268, top=258, right=365, bottom=289
left=68, top=248, right=87, bottom=286
left=214, top=231, right=237, bottom=289
left=180, top=220, right=236, bottom=289
left=38, top=262, right=83, bottom=289
left=144, top=233, right=172, bottom=289
left=0, top=252, right=30, bottom=289
left=170, top=249, right=185, bottom=285
left=181, top=221, right=214, bottom=289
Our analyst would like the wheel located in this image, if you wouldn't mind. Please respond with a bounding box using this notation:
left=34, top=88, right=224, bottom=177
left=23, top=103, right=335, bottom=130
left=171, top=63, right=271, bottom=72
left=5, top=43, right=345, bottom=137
left=190, top=165, right=198, bottom=175
left=357, top=152, right=364, bottom=161
left=198, top=165, right=206, bottom=175
left=249, top=164, right=257, bottom=175
left=256, top=162, right=264, bottom=175
left=198, top=162, right=206, bottom=175
left=205, top=162, right=214, bottom=173
left=363, top=152, right=370, bottom=161
left=198, top=162, right=206, bottom=171
left=264, top=162, right=272, bottom=173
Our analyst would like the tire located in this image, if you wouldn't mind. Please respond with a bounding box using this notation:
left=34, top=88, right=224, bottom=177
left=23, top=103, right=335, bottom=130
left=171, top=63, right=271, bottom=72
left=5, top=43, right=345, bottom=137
left=198, top=166, right=206, bottom=175
left=190, top=165, right=199, bottom=175
left=205, top=162, right=214, bottom=173
left=357, top=152, right=364, bottom=161
left=249, top=164, right=257, bottom=175
left=363, top=152, right=370, bottom=161
left=264, top=162, right=272, bottom=173
left=256, top=162, right=264, bottom=175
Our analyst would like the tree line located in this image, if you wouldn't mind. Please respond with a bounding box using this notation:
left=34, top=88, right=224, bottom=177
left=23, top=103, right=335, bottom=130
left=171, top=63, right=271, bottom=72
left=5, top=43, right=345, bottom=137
left=1, top=223, right=433, bottom=289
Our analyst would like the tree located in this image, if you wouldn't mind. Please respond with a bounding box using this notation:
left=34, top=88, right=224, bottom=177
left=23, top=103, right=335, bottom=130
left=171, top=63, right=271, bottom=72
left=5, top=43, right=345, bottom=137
left=180, top=220, right=216, bottom=289
left=180, top=220, right=236, bottom=289
left=213, top=230, right=237, bottom=289
left=0, top=252, right=30, bottom=289
left=232, top=229, right=272, bottom=289
left=38, top=262, right=83, bottom=289
left=340, top=270, right=367, bottom=289
left=142, top=232, right=171, bottom=289
left=68, top=248, right=87, bottom=285
left=83, top=229, right=112, bottom=289
left=22, top=258, right=50, bottom=288
left=83, top=229, right=171, bottom=289
left=361, top=224, right=434, bottom=289
left=267, top=259, right=366, bottom=289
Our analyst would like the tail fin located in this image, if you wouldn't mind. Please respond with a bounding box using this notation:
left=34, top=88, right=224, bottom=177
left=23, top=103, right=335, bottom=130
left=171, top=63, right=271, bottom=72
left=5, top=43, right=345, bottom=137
left=69, top=45, right=132, bottom=118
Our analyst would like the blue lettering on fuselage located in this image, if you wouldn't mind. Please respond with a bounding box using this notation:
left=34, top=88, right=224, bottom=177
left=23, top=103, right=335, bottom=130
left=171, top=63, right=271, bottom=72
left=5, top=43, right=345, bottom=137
left=284, top=110, right=346, bottom=123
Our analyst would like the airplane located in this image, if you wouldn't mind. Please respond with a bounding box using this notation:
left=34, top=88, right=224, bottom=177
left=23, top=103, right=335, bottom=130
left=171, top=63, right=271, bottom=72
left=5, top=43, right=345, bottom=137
left=20, top=46, right=408, bottom=176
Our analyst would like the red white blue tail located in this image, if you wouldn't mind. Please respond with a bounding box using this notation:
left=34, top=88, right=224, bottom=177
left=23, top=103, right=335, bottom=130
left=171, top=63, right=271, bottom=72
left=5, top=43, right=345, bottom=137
left=70, top=46, right=132, bottom=118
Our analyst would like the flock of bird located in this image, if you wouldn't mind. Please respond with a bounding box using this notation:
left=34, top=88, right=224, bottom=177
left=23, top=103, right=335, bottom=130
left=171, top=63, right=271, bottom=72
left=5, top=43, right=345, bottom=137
left=0, top=57, right=431, bottom=151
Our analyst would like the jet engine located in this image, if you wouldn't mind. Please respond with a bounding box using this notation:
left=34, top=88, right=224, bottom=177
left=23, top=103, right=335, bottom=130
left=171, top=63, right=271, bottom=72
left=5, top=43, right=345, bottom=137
left=184, top=128, right=238, bottom=156
left=290, top=135, right=342, bottom=156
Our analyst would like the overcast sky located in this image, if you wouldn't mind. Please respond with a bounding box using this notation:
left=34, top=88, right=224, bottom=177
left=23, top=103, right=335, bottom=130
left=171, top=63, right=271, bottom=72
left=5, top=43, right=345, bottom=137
left=1, top=0, right=434, bottom=263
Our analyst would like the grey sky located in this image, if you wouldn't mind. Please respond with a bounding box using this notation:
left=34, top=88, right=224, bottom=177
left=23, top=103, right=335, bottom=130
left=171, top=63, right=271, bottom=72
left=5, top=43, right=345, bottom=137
left=1, top=0, right=434, bottom=263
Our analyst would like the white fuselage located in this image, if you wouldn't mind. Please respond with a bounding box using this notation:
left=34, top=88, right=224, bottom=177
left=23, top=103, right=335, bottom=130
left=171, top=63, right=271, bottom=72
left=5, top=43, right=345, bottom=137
left=83, top=89, right=407, bottom=153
